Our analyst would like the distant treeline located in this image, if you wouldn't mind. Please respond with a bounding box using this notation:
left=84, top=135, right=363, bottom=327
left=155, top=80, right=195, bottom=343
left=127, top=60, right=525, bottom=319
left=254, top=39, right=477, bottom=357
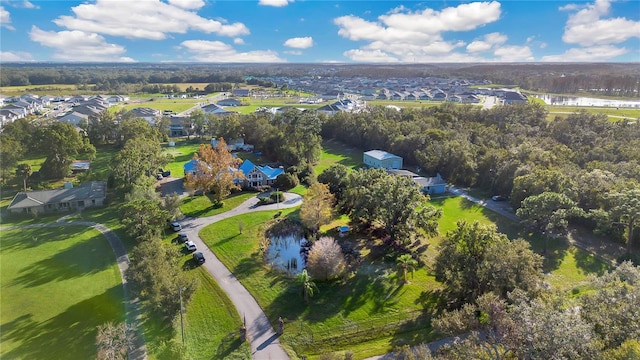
left=1, top=63, right=638, bottom=97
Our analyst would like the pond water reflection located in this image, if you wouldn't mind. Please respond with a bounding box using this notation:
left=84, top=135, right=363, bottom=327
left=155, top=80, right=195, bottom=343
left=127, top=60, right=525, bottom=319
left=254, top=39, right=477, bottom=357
left=266, top=234, right=307, bottom=276
left=532, top=94, right=640, bottom=107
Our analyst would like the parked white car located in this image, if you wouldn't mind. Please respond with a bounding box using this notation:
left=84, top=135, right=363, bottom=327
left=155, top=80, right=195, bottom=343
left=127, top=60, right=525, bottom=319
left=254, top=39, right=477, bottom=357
left=184, top=240, right=197, bottom=252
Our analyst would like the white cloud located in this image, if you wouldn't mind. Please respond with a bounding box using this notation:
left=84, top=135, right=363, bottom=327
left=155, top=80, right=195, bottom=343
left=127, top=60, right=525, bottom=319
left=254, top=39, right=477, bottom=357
left=1, top=6, right=14, bottom=30
left=22, top=1, right=39, bottom=9
left=334, top=1, right=501, bottom=62
left=180, top=40, right=285, bottom=62
left=53, top=0, right=249, bottom=40
left=283, top=36, right=313, bottom=49
left=284, top=50, right=302, bottom=55
left=493, top=45, right=534, bottom=61
left=466, top=32, right=507, bottom=53
left=541, top=45, right=628, bottom=62
left=561, top=0, right=640, bottom=46
left=167, top=0, right=205, bottom=10
left=259, top=0, right=293, bottom=7
left=342, top=49, right=398, bottom=63
left=233, top=38, right=245, bottom=45
left=29, top=26, right=135, bottom=62
left=0, top=51, right=34, bottom=62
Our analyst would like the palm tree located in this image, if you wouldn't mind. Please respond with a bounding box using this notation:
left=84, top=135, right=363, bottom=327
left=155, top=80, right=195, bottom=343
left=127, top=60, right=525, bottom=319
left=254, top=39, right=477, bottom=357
left=16, top=163, right=32, bottom=193
left=296, top=269, right=318, bottom=302
left=397, top=254, right=418, bottom=283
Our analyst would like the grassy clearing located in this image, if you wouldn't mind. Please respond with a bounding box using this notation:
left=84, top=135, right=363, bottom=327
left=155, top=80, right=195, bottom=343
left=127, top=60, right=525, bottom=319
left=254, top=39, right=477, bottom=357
left=0, top=226, right=124, bottom=359
left=180, top=192, right=255, bottom=218
left=0, top=84, right=86, bottom=96
left=178, top=269, right=251, bottom=359
left=231, top=102, right=323, bottom=115
left=109, top=98, right=203, bottom=114
left=546, top=106, right=640, bottom=120
left=316, top=139, right=362, bottom=175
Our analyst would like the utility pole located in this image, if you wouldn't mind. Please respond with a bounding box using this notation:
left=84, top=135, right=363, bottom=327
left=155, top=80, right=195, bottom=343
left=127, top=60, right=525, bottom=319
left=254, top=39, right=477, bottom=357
left=179, top=287, right=186, bottom=346
left=276, top=188, right=280, bottom=209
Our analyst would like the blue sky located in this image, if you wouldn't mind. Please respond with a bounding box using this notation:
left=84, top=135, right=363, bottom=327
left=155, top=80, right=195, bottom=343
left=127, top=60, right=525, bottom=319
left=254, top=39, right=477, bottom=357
left=1, top=0, right=639, bottom=63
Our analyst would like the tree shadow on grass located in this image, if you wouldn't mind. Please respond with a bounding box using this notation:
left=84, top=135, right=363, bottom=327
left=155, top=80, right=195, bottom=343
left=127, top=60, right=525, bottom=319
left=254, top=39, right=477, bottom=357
left=1, top=285, right=124, bottom=360
left=0, top=225, right=83, bottom=252
left=215, top=331, right=247, bottom=359
left=10, top=231, right=114, bottom=288
left=232, top=253, right=264, bottom=280
left=574, top=247, right=611, bottom=276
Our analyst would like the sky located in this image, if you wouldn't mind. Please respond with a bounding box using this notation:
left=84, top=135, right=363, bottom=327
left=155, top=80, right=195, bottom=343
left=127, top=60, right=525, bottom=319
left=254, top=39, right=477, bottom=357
left=0, top=0, right=639, bottom=63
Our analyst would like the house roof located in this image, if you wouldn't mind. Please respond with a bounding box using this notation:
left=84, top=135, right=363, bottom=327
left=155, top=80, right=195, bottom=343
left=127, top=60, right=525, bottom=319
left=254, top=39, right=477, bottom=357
left=387, top=169, right=419, bottom=177
left=238, top=159, right=283, bottom=180
left=7, top=181, right=106, bottom=210
left=364, top=150, right=402, bottom=161
left=413, top=174, right=446, bottom=188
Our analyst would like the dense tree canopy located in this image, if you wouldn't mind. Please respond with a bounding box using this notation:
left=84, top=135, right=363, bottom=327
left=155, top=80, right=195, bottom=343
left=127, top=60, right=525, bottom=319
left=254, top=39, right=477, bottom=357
left=434, top=221, right=543, bottom=306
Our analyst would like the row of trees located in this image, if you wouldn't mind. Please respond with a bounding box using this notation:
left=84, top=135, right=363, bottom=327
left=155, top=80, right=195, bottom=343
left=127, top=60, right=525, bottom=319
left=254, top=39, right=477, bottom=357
left=0, top=119, right=96, bottom=183
left=322, top=104, right=640, bottom=251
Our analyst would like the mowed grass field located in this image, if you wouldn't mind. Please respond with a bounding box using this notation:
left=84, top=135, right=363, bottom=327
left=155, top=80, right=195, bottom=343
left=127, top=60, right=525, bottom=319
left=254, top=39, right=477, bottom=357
left=0, top=226, right=125, bottom=359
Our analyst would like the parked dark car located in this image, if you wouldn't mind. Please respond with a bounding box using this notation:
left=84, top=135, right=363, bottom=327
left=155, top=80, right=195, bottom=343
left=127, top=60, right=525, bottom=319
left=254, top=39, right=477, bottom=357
left=193, top=252, right=205, bottom=265
left=178, top=232, right=188, bottom=243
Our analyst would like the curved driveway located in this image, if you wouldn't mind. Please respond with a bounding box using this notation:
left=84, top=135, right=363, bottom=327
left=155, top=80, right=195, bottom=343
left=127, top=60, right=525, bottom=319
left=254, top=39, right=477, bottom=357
left=178, top=193, right=302, bottom=360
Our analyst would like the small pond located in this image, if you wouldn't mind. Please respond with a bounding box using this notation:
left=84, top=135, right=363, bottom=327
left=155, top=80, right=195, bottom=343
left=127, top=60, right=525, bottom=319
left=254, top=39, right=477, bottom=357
left=266, top=234, right=308, bottom=276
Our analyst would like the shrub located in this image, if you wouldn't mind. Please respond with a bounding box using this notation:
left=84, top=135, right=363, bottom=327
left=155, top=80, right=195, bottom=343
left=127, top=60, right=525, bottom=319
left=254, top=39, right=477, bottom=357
left=275, top=173, right=299, bottom=190
left=307, top=236, right=346, bottom=281
left=270, top=191, right=285, bottom=202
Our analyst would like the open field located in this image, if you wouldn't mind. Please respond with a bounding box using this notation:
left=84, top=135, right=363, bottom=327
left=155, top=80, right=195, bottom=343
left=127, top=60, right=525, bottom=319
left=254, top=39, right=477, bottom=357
left=0, top=226, right=125, bottom=359
left=108, top=98, right=205, bottom=114
left=0, top=84, right=86, bottom=96
left=316, top=139, right=363, bottom=174
left=546, top=105, right=640, bottom=120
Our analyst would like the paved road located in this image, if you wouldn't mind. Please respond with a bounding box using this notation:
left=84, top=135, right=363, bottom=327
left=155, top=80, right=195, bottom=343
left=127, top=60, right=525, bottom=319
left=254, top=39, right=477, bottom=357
left=177, top=193, right=302, bottom=360
left=448, top=186, right=520, bottom=222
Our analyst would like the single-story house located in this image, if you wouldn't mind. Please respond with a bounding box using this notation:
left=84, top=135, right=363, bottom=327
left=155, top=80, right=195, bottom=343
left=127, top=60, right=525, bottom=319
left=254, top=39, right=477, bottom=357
left=217, top=98, right=242, bottom=107
left=183, top=159, right=202, bottom=177
left=503, top=91, right=528, bottom=105
left=7, top=181, right=107, bottom=215
left=237, top=159, right=283, bottom=188
left=201, top=104, right=235, bottom=116
left=169, top=116, right=191, bottom=137
left=363, top=150, right=403, bottom=170
left=127, top=107, right=161, bottom=124
left=413, top=173, right=447, bottom=195
left=232, top=89, right=251, bottom=97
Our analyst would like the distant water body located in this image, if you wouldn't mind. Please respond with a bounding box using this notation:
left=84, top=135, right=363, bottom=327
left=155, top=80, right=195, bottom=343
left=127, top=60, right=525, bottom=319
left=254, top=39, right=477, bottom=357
left=532, top=94, right=640, bottom=107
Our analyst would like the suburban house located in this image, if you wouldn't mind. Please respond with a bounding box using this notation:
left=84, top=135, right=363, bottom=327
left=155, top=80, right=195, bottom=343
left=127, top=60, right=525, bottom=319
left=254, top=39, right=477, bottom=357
left=58, top=111, right=90, bottom=126
left=363, top=150, right=403, bottom=170
left=217, top=98, right=242, bottom=107
left=232, top=88, right=251, bottom=97
left=387, top=169, right=447, bottom=195
left=237, top=159, right=283, bottom=188
left=127, top=107, right=161, bottom=124
left=412, top=173, right=447, bottom=195
left=503, top=91, right=528, bottom=105
left=7, top=181, right=107, bottom=215
left=201, top=104, right=235, bottom=116
left=169, top=116, right=191, bottom=137
left=211, top=138, right=254, bottom=151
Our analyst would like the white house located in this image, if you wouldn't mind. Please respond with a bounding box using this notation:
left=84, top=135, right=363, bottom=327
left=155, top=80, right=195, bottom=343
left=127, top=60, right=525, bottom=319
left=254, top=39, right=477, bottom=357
left=363, top=150, right=403, bottom=170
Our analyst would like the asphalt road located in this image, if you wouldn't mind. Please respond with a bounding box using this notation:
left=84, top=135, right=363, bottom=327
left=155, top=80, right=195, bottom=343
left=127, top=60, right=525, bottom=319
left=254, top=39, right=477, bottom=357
left=175, top=193, right=302, bottom=360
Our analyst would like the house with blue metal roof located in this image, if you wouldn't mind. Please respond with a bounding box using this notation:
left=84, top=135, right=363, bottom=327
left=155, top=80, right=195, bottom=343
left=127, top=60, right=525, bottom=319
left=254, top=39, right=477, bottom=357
left=238, top=159, right=283, bottom=188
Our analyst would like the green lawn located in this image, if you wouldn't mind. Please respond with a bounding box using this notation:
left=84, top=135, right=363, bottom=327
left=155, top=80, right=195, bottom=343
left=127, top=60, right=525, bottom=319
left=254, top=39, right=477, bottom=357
left=0, top=226, right=125, bottom=359
left=178, top=269, right=251, bottom=360
left=199, top=208, right=441, bottom=359
left=180, top=192, right=256, bottom=218
left=546, top=105, right=640, bottom=121
left=316, top=139, right=363, bottom=175
left=109, top=99, right=201, bottom=114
